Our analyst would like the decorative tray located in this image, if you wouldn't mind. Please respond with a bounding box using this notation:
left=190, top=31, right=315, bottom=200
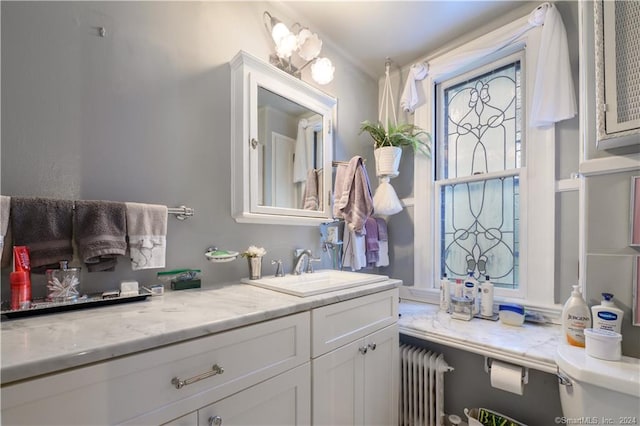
left=1, top=289, right=152, bottom=320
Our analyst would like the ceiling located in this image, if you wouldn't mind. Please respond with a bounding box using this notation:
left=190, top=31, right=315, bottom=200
left=275, top=1, right=533, bottom=78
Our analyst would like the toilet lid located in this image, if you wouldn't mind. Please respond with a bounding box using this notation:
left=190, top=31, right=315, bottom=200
left=556, top=344, right=640, bottom=398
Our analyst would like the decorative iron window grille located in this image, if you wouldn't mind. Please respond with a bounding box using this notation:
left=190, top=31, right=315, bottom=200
left=437, top=59, right=522, bottom=289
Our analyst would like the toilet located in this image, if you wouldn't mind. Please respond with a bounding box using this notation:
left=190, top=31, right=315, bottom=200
left=556, top=344, right=640, bottom=419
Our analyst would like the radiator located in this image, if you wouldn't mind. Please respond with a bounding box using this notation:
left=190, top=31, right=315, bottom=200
left=399, top=344, right=454, bottom=426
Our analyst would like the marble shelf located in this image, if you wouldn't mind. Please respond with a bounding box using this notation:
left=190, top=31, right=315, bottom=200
left=398, top=301, right=561, bottom=373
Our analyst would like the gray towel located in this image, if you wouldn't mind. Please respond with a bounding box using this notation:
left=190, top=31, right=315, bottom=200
left=1, top=195, right=10, bottom=267
left=11, top=197, right=74, bottom=271
left=74, top=200, right=127, bottom=272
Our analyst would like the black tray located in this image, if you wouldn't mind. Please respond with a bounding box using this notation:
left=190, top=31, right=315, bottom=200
left=1, top=290, right=152, bottom=320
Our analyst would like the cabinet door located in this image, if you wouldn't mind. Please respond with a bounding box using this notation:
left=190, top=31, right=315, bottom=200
left=363, top=324, right=399, bottom=426
left=197, top=363, right=310, bottom=426
left=312, top=338, right=365, bottom=426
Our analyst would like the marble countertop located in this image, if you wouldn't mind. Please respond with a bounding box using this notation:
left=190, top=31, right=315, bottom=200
left=399, top=301, right=560, bottom=373
left=1, top=278, right=400, bottom=384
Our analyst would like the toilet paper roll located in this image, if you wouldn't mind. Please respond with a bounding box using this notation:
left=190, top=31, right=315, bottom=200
left=490, top=360, right=524, bottom=395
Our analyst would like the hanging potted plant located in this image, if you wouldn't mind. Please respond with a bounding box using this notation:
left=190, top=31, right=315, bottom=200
left=359, top=120, right=431, bottom=177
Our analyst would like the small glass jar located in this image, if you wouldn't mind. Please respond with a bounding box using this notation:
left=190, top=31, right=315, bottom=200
left=450, top=296, right=474, bottom=321
left=46, top=261, right=81, bottom=302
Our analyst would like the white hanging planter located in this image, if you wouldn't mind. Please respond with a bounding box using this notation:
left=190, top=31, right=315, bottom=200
left=374, top=146, right=402, bottom=178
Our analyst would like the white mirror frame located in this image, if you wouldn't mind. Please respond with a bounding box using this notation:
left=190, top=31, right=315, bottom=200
left=230, top=50, right=336, bottom=226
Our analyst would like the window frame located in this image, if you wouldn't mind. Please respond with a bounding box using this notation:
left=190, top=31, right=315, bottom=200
left=409, top=18, right=558, bottom=312
left=434, top=51, right=527, bottom=300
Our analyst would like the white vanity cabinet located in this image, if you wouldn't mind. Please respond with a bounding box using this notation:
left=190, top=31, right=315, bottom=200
left=1, top=312, right=310, bottom=425
left=1, top=284, right=401, bottom=426
left=194, top=363, right=310, bottom=426
left=311, top=289, right=399, bottom=426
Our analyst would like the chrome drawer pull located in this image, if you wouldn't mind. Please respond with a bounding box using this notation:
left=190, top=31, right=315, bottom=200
left=209, top=416, right=223, bottom=426
left=171, top=364, right=224, bottom=389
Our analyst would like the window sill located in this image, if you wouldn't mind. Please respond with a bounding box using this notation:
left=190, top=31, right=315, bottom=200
left=399, top=300, right=560, bottom=374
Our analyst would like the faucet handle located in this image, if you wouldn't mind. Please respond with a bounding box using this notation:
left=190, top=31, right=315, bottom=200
left=306, top=257, right=321, bottom=274
left=271, top=259, right=285, bottom=277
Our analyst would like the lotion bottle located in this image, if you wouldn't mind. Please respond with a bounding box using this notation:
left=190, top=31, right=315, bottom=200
left=591, top=293, right=623, bottom=333
left=463, top=273, right=479, bottom=315
left=454, top=279, right=464, bottom=298
left=562, top=285, right=591, bottom=347
left=439, top=274, right=451, bottom=312
left=480, top=275, right=494, bottom=317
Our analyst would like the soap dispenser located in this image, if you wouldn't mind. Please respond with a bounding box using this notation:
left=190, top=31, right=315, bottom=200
left=591, top=293, right=623, bottom=333
left=561, top=285, right=591, bottom=347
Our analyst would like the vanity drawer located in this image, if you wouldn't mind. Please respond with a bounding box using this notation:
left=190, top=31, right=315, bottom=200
left=311, top=288, right=398, bottom=358
left=1, top=311, right=310, bottom=425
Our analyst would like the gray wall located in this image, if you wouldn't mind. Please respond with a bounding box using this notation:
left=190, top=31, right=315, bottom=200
left=0, top=1, right=379, bottom=299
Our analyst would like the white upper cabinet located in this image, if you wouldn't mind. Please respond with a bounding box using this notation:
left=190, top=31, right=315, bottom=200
left=229, top=50, right=337, bottom=226
left=594, top=0, right=640, bottom=149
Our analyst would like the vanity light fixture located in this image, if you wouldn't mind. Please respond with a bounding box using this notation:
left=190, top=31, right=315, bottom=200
left=263, top=11, right=335, bottom=85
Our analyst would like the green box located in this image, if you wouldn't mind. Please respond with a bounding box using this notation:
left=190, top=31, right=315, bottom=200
left=170, top=279, right=201, bottom=290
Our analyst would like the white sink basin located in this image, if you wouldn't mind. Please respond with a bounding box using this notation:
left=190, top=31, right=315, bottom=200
left=241, top=269, right=389, bottom=297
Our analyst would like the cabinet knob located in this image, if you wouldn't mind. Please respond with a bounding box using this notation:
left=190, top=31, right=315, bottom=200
left=368, top=343, right=377, bottom=351
left=209, top=416, right=223, bottom=426
left=359, top=346, right=368, bottom=355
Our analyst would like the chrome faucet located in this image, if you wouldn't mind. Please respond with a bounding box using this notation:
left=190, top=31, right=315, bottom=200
left=293, top=249, right=313, bottom=275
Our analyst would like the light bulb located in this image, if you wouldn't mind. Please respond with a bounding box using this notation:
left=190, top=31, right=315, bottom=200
left=297, top=29, right=322, bottom=61
left=276, top=33, right=298, bottom=59
left=271, top=22, right=290, bottom=45
left=311, top=57, right=335, bottom=85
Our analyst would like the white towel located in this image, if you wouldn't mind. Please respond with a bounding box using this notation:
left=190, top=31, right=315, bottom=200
left=530, top=2, right=577, bottom=127
left=293, top=119, right=309, bottom=183
left=400, top=63, right=428, bottom=113
left=125, top=202, right=168, bottom=270
left=342, top=222, right=366, bottom=271
left=375, top=217, right=390, bottom=267
left=0, top=195, right=10, bottom=256
left=303, top=169, right=319, bottom=210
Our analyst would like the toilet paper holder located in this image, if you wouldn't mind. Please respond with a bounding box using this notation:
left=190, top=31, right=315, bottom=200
left=484, top=357, right=529, bottom=385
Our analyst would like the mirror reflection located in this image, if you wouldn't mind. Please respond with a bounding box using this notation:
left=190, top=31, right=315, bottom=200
left=257, top=87, right=324, bottom=211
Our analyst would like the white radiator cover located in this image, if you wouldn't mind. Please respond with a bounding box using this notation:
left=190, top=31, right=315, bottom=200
left=399, top=344, right=454, bottom=426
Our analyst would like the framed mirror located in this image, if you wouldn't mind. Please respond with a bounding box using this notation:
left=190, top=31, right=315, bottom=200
left=230, top=50, right=336, bottom=225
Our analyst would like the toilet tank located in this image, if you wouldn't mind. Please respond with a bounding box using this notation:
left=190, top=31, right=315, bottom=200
left=556, top=344, right=640, bottom=420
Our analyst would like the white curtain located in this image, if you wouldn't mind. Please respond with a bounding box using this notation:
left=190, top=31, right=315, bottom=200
left=400, top=2, right=576, bottom=128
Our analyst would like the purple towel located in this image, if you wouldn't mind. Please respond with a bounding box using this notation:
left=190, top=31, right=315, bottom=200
left=375, top=217, right=388, bottom=241
left=364, top=217, right=379, bottom=266
left=11, top=197, right=74, bottom=271
left=334, top=157, right=374, bottom=233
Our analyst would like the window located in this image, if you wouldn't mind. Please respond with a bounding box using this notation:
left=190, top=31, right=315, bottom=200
left=436, top=55, right=523, bottom=292
left=411, top=20, right=557, bottom=309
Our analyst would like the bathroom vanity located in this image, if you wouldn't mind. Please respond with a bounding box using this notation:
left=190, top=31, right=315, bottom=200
left=0, top=277, right=399, bottom=425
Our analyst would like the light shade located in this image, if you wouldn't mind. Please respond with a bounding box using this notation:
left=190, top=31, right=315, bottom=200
left=263, top=11, right=334, bottom=85
left=311, top=58, right=335, bottom=85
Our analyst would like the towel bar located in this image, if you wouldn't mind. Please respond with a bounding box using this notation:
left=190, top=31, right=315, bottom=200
left=332, top=159, right=366, bottom=167
left=67, top=201, right=194, bottom=220
left=168, top=205, right=194, bottom=220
